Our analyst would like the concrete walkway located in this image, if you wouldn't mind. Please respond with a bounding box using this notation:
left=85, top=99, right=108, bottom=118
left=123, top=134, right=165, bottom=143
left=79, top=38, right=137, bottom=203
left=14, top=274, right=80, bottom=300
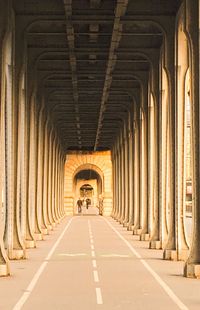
left=0, top=216, right=200, bottom=310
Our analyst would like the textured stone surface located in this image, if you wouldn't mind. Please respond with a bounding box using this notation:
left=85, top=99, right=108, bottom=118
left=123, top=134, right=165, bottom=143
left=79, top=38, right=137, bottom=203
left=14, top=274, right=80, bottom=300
left=64, top=151, right=113, bottom=216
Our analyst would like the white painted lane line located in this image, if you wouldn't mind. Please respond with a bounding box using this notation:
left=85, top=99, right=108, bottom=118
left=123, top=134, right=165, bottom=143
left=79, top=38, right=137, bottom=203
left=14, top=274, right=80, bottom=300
left=101, top=254, right=129, bottom=258
left=91, top=244, right=94, bottom=250
left=91, top=250, right=96, bottom=257
left=92, top=259, right=97, bottom=268
left=13, top=218, right=74, bottom=310
left=93, top=270, right=99, bottom=282
left=103, top=218, right=189, bottom=310
left=58, top=253, right=87, bottom=257
left=96, top=288, right=103, bottom=305
left=90, top=238, right=94, bottom=244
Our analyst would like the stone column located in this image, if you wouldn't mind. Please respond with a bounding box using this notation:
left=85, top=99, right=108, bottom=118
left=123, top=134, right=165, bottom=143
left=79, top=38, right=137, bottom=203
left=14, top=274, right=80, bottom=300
left=116, top=135, right=122, bottom=221
left=46, top=123, right=53, bottom=227
left=54, top=144, right=60, bottom=220
left=111, top=147, right=116, bottom=217
left=123, top=121, right=130, bottom=226
left=25, top=94, right=36, bottom=248
left=127, top=113, right=134, bottom=230
left=3, top=35, right=26, bottom=259
left=33, top=103, right=43, bottom=241
left=38, top=111, right=48, bottom=234
left=59, top=151, right=65, bottom=218
left=184, top=0, right=200, bottom=278
left=60, top=154, right=65, bottom=217
left=42, top=117, right=52, bottom=231
left=149, top=58, right=161, bottom=249
left=35, top=105, right=45, bottom=238
left=149, top=98, right=160, bottom=248
left=57, top=150, right=62, bottom=219
left=160, top=55, right=169, bottom=249
left=51, top=135, right=59, bottom=223
left=175, top=15, right=190, bottom=260
left=138, top=107, right=148, bottom=239
left=114, top=138, right=120, bottom=220
left=133, top=105, right=140, bottom=233
left=163, top=26, right=177, bottom=260
left=0, top=0, right=10, bottom=277
left=47, top=128, right=55, bottom=226
left=119, top=131, right=125, bottom=223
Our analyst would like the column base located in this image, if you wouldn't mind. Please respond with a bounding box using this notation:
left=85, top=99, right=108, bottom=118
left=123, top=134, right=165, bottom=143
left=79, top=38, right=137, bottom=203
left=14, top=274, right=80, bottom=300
left=140, top=233, right=150, bottom=241
left=149, top=240, right=161, bottom=249
left=133, top=228, right=142, bottom=235
left=127, top=224, right=134, bottom=231
left=163, top=249, right=177, bottom=260
left=0, top=263, right=10, bottom=276
left=34, top=233, right=43, bottom=241
left=25, top=240, right=36, bottom=249
left=41, top=228, right=49, bottom=235
left=184, top=263, right=200, bottom=279
left=47, top=224, right=53, bottom=231
left=123, top=221, right=129, bottom=228
left=9, top=249, right=26, bottom=260
left=178, top=249, right=189, bottom=261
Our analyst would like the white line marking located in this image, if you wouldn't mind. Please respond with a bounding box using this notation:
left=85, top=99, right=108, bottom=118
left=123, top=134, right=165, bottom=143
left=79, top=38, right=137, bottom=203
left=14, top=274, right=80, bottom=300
left=101, top=253, right=129, bottom=258
left=93, top=270, right=99, bottom=282
left=91, top=250, right=96, bottom=257
left=90, top=239, right=94, bottom=244
left=103, top=218, right=189, bottom=310
left=58, top=253, right=87, bottom=257
left=13, top=218, right=74, bottom=310
left=92, top=260, right=97, bottom=268
left=91, top=244, right=94, bottom=250
left=96, top=288, right=103, bottom=304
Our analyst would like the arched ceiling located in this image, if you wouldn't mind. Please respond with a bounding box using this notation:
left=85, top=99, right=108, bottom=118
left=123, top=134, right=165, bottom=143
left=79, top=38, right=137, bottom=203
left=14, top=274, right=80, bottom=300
left=75, top=169, right=101, bottom=180
left=13, top=0, right=182, bottom=152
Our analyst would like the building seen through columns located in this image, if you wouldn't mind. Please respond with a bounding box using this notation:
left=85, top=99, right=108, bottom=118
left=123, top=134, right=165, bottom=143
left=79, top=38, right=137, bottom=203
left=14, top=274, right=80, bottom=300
left=0, top=0, right=199, bottom=281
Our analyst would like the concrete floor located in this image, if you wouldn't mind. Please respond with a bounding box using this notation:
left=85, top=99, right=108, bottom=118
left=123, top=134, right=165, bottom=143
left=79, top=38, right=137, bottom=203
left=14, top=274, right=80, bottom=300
left=0, top=216, right=200, bottom=310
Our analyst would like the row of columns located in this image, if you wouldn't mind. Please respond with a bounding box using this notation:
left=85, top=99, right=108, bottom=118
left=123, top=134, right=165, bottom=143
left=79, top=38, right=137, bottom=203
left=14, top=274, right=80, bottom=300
left=112, top=0, right=200, bottom=278
left=0, top=44, right=65, bottom=277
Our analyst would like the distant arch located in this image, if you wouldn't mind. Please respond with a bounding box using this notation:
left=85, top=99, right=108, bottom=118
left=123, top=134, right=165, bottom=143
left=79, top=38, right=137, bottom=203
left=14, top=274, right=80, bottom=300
left=64, top=152, right=112, bottom=216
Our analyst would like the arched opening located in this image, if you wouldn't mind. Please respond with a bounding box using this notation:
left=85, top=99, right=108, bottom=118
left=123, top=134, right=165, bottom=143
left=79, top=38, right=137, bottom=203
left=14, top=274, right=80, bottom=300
left=73, top=169, right=103, bottom=215
left=80, top=183, right=94, bottom=198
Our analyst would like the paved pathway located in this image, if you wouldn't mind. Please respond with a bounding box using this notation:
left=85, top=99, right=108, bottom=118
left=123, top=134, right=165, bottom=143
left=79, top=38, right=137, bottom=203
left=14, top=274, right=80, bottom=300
left=0, top=216, right=200, bottom=309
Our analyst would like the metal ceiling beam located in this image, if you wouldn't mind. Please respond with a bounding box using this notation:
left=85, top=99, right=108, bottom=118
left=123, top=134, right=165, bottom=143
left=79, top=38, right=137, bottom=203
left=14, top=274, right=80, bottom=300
left=63, top=0, right=82, bottom=148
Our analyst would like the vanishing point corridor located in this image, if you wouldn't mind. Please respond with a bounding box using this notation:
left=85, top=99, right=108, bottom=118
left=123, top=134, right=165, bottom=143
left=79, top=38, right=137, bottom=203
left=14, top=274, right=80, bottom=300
left=0, top=0, right=200, bottom=309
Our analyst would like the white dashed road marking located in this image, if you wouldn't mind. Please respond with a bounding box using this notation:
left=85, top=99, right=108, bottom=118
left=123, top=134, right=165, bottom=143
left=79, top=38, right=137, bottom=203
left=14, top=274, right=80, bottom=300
left=96, top=288, right=103, bottom=305
left=93, top=270, right=99, bottom=282
left=103, top=218, right=189, bottom=310
left=92, top=260, right=97, bottom=268
left=13, top=218, right=74, bottom=310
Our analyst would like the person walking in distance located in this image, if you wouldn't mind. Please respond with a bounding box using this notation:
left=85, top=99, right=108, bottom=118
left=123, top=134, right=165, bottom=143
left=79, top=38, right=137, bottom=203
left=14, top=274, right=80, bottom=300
left=86, top=198, right=91, bottom=209
left=77, top=198, right=83, bottom=214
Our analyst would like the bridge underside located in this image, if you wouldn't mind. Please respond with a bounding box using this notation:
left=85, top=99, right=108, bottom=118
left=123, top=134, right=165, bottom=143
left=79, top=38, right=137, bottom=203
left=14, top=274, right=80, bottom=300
left=0, top=0, right=199, bottom=283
